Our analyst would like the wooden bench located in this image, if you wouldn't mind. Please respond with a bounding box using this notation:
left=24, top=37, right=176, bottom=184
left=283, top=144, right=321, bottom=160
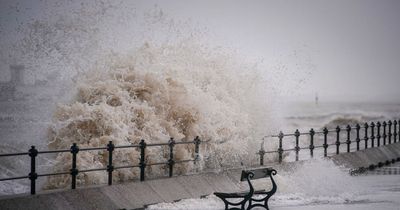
left=214, top=167, right=277, bottom=210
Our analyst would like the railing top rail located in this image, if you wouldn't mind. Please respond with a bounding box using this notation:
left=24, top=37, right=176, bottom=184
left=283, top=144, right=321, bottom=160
left=114, top=144, right=140, bottom=149
left=146, top=142, right=169, bottom=147
left=0, top=152, right=29, bottom=157
left=0, top=175, right=29, bottom=182
left=80, top=147, right=108, bottom=151
left=38, top=149, right=71, bottom=154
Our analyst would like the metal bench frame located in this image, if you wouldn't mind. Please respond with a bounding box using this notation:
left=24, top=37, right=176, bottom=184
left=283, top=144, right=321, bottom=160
left=214, top=167, right=277, bottom=210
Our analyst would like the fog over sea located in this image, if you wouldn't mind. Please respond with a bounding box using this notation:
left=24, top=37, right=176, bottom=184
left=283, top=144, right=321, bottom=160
left=280, top=102, right=400, bottom=132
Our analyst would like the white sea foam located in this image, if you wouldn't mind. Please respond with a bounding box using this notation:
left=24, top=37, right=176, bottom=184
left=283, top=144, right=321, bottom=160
left=276, top=159, right=361, bottom=196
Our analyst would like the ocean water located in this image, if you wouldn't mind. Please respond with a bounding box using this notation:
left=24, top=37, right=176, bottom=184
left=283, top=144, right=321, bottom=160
left=280, top=101, right=400, bottom=132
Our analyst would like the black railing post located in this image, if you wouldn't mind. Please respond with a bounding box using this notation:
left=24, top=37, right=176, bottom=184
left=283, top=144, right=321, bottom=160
left=370, top=122, right=375, bottom=148
left=364, top=123, right=369, bottom=149
left=139, top=139, right=146, bottom=181
left=376, top=122, right=381, bottom=147
left=168, top=138, right=175, bottom=177
left=258, top=143, right=265, bottom=166
left=394, top=120, right=397, bottom=143
left=194, top=136, right=201, bottom=163
left=28, top=146, right=38, bottom=195
left=355, top=124, right=360, bottom=151
left=278, top=131, right=284, bottom=164
left=106, top=141, right=114, bottom=185
left=388, top=120, right=392, bottom=144
left=336, top=126, right=341, bottom=154
left=258, top=149, right=265, bottom=166
left=70, top=143, right=79, bottom=189
left=323, top=127, right=328, bottom=157
left=309, top=128, right=315, bottom=158
left=383, top=121, right=387, bottom=145
left=294, top=130, right=300, bottom=161
left=346, top=125, right=351, bottom=153
left=398, top=119, right=400, bottom=143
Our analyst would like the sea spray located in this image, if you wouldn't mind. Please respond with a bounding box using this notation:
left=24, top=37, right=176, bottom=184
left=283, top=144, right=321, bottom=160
left=273, top=159, right=363, bottom=205
left=45, top=42, right=274, bottom=189
left=147, top=159, right=370, bottom=209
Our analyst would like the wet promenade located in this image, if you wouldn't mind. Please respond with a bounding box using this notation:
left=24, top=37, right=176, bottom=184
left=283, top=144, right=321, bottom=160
left=148, top=162, right=400, bottom=210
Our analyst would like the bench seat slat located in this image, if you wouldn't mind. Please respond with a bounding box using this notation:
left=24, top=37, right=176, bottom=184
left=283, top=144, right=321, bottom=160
left=214, top=190, right=266, bottom=198
left=214, top=192, right=249, bottom=198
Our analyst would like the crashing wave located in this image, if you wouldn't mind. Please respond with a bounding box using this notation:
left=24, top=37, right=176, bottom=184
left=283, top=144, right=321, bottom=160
left=45, top=43, right=272, bottom=189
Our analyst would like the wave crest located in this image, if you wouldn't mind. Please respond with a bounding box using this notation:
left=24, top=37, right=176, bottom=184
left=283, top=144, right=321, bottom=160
left=45, top=43, right=270, bottom=189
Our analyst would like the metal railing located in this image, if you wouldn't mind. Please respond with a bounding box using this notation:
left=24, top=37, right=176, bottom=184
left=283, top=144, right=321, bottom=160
left=0, top=136, right=202, bottom=195
left=258, top=120, right=400, bottom=165
left=2, top=120, right=400, bottom=195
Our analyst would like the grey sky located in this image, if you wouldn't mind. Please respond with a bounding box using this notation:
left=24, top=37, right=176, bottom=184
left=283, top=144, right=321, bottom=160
left=1, top=0, right=400, bottom=103
left=153, top=0, right=400, bottom=102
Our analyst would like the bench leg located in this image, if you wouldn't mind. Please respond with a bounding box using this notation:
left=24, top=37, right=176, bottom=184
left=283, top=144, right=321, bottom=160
left=264, top=200, right=269, bottom=210
left=247, top=202, right=269, bottom=210
left=247, top=170, right=277, bottom=210
left=215, top=196, right=250, bottom=210
left=247, top=195, right=272, bottom=210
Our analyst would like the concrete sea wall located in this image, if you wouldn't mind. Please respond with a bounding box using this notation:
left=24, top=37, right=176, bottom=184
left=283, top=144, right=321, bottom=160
left=328, top=142, right=400, bottom=171
left=0, top=169, right=249, bottom=210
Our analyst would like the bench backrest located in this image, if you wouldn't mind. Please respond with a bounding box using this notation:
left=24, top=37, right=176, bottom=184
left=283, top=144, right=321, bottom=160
left=240, top=167, right=275, bottom=181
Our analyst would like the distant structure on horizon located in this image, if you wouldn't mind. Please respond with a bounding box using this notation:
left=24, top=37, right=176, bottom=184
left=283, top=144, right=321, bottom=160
left=0, top=65, right=24, bottom=101
left=315, top=92, right=319, bottom=105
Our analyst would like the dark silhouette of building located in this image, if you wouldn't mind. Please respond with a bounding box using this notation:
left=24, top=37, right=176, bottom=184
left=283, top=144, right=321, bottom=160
left=0, top=65, right=24, bottom=101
